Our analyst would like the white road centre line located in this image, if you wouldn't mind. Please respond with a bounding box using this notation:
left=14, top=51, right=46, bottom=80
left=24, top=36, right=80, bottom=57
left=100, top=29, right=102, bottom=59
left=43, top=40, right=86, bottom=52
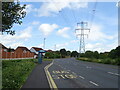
left=89, top=81, right=99, bottom=86
left=86, top=66, right=92, bottom=69
left=79, top=76, right=85, bottom=79
left=108, top=72, right=120, bottom=76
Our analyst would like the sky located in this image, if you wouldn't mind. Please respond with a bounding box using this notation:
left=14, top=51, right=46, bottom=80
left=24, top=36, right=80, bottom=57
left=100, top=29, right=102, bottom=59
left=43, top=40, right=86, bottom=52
left=0, top=1, right=118, bottom=53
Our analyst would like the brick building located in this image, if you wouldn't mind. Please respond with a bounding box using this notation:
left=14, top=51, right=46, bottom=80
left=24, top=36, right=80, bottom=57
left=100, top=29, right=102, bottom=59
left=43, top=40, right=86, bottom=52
left=15, top=46, right=34, bottom=58
left=0, top=43, right=34, bottom=59
left=30, top=47, right=43, bottom=58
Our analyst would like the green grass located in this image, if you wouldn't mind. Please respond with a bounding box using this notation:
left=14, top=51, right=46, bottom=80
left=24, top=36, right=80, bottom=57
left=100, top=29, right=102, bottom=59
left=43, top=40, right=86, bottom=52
left=77, top=57, right=120, bottom=65
left=2, top=59, right=37, bottom=89
left=43, top=58, right=53, bottom=61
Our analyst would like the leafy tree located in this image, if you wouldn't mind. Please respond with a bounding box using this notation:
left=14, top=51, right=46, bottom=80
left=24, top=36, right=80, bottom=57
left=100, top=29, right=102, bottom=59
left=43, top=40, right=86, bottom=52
left=80, top=53, right=85, bottom=57
left=1, top=2, right=26, bottom=35
left=66, top=51, right=71, bottom=57
left=60, top=49, right=67, bottom=58
left=71, top=51, right=78, bottom=57
left=99, top=52, right=108, bottom=59
left=85, top=51, right=94, bottom=58
left=93, top=51, right=99, bottom=59
left=45, top=52, right=54, bottom=59
left=115, top=46, right=120, bottom=58
left=54, top=52, right=61, bottom=58
left=108, top=49, right=116, bottom=59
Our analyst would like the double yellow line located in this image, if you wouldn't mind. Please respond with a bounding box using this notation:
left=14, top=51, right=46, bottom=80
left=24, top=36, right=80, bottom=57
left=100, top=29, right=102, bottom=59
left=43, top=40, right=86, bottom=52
left=44, top=61, right=58, bottom=90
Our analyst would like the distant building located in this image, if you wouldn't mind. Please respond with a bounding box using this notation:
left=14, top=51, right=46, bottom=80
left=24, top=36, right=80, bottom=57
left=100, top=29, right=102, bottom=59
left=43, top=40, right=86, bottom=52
left=0, top=43, right=34, bottom=59
left=15, top=46, right=34, bottom=58
left=30, top=47, right=43, bottom=54
left=0, top=43, right=8, bottom=59
left=45, top=49, right=53, bottom=52
left=30, top=47, right=43, bottom=58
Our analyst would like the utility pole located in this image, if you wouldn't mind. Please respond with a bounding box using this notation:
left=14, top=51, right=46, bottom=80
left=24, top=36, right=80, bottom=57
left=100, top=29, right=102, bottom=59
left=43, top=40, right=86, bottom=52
left=54, top=44, right=56, bottom=51
left=75, top=21, right=90, bottom=58
left=43, top=38, right=46, bottom=50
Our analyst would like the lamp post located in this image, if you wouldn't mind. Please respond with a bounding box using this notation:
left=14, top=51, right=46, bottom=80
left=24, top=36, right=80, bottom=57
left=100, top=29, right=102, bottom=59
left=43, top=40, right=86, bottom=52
left=43, top=38, right=46, bottom=50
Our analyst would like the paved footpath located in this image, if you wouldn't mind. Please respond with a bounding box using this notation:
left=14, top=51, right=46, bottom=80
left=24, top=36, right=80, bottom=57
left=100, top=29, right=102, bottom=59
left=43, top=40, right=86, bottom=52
left=21, top=61, right=51, bottom=88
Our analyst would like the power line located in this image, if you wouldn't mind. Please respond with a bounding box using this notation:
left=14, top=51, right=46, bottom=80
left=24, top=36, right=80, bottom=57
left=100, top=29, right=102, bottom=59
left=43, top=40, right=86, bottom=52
left=50, top=0, right=72, bottom=26
left=89, top=0, right=98, bottom=29
left=69, top=2, right=77, bottom=24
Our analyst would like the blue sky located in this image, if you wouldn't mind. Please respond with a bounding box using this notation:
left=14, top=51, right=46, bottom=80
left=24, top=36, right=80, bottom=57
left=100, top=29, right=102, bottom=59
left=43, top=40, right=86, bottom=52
left=0, top=1, right=118, bottom=52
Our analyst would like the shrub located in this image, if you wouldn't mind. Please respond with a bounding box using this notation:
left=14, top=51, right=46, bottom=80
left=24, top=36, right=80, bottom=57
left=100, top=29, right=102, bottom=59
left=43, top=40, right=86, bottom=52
left=2, top=59, right=36, bottom=88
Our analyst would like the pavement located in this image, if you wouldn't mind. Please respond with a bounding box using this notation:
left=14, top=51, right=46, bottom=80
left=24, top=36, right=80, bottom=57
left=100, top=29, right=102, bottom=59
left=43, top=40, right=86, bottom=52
left=48, top=58, right=119, bottom=88
left=21, top=61, right=51, bottom=89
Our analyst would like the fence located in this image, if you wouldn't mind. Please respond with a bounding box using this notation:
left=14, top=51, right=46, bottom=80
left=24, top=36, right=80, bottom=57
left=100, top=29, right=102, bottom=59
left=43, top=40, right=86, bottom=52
left=2, top=51, right=34, bottom=59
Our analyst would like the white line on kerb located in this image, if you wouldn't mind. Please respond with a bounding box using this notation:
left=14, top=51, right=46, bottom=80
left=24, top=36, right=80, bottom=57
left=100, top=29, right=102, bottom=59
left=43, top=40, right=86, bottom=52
left=89, top=81, right=99, bottom=86
left=79, top=76, right=85, bottom=79
left=108, top=72, right=120, bottom=76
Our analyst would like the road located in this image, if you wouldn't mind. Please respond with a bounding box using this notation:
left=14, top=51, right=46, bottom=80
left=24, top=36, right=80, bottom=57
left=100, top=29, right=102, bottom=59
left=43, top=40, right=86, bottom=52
left=48, top=58, right=119, bottom=88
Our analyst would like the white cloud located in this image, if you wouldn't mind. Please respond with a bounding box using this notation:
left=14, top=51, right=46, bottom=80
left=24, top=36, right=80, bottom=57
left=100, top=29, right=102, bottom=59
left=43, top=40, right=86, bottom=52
left=86, top=41, right=118, bottom=53
left=116, top=1, right=120, bottom=7
left=83, top=23, right=117, bottom=41
left=10, top=42, right=24, bottom=49
left=34, top=1, right=88, bottom=17
left=57, top=27, right=70, bottom=38
left=0, top=26, right=32, bottom=48
left=18, top=27, right=32, bottom=40
left=56, top=42, right=69, bottom=50
left=70, top=40, right=79, bottom=43
left=31, top=21, right=40, bottom=25
left=39, top=23, right=58, bottom=36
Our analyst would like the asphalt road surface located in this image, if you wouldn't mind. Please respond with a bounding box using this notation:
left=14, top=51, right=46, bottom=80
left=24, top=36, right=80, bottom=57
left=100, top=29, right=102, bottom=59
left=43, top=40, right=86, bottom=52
left=48, top=58, right=119, bottom=88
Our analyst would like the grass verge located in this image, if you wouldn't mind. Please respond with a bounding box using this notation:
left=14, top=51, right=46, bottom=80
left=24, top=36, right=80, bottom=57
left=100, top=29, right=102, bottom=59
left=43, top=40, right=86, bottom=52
left=43, top=58, right=53, bottom=61
left=77, top=57, right=120, bottom=65
left=2, top=59, right=37, bottom=89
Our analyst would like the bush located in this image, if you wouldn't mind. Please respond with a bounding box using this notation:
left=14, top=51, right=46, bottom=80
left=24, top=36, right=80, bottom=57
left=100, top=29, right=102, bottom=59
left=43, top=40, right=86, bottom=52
left=2, top=59, right=36, bottom=88
left=99, top=58, right=110, bottom=64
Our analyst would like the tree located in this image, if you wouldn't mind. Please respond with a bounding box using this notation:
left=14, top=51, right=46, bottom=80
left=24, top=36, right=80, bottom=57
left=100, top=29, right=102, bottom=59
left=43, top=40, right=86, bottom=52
left=60, top=49, right=67, bottom=58
left=79, top=53, right=85, bottom=57
left=99, top=52, right=108, bottom=59
left=115, top=46, right=120, bottom=58
left=45, top=52, right=54, bottom=59
left=66, top=51, right=71, bottom=57
left=93, top=51, right=99, bottom=59
left=108, top=49, right=116, bottom=59
left=71, top=51, right=78, bottom=57
left=1, top=2, right=26, bottom=35
left=85, top=51, right=94, bottom=58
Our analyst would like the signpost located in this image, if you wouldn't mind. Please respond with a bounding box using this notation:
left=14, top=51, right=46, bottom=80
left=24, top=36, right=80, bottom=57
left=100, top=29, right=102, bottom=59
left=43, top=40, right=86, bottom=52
left=38, top=50, right=46, bottom=64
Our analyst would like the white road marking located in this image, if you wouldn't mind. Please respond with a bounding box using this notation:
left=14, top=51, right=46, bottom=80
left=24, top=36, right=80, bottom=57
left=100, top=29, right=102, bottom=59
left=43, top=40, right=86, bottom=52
left=89, top=81, right=99, bottom=86
left=108, top=72, right=120, bottom=76
left=79, top=76, right=85, bottom=79
left=86, top=66, right=92, bottom=69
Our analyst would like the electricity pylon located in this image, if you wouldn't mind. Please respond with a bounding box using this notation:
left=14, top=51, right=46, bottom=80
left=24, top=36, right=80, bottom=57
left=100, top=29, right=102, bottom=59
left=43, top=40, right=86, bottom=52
left=75, top=21, right=90, bottom=57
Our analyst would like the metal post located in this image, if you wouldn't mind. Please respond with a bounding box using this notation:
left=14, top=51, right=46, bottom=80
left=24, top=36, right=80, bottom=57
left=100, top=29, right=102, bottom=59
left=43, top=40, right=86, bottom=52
left=43, top=38, right=46, bottom=50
